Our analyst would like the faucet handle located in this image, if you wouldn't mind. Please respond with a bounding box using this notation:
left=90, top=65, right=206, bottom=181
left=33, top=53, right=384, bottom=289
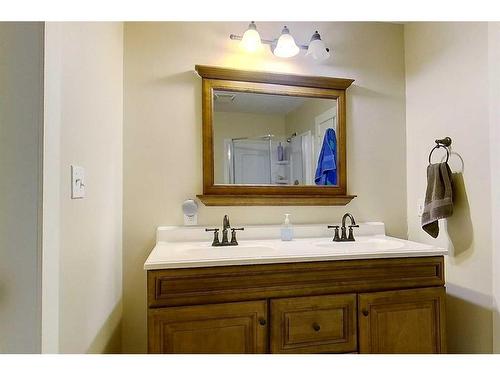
left=327, top=225, right=341, bottom=242
left=205, top=228, right=221, bottom=246
left=347, top=225, right=359, bottom=241
left=230, top=227, right=244, bottom=245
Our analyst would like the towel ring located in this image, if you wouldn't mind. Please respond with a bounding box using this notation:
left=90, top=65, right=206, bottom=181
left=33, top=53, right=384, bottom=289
left=428, top=137, right=452, bottom=164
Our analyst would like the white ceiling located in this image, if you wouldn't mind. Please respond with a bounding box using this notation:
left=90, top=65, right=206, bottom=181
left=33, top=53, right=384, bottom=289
left=214, top=90, right=309, bottom=115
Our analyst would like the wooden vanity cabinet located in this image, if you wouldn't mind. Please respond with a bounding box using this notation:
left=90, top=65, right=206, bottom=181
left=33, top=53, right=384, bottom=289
left=149, top=300, right=268, bottom=353
left=147, top=256, right=446, bottom=354
left=358, top=287, right=446, bottom=353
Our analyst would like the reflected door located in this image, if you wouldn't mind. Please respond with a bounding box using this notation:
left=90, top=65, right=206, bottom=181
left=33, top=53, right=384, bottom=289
left=315, top=108, right=337, bottom=167
left=290, top=132, right=313, bottom=185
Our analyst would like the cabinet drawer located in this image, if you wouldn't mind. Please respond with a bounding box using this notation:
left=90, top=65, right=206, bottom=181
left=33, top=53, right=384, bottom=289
left=270, top=294, right=357, bottom=353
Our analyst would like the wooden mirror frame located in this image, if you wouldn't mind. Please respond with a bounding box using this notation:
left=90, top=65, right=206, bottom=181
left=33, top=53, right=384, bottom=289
left=195, top=65, right=356, bottom=206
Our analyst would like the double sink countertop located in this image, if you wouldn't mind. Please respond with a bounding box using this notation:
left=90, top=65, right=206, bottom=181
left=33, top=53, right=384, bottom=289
left=144, top=222, right=447, bottom=270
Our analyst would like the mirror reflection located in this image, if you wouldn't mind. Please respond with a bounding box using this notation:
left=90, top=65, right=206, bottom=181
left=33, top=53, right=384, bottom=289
left=213, top=90, right=339, bottom=186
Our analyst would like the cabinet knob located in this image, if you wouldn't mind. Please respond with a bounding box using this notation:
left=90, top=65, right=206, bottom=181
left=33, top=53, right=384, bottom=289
left=362, top=309, right=369, bottom=317
left=312, top=322, right=321, bottom=331
left=259, top=318, right=267, bottom=326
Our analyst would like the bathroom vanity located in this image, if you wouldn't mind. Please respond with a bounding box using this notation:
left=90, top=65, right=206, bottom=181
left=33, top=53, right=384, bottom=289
left=144, top=64, right=448, bottom=354
left=144, top=223, right=447, bottom=354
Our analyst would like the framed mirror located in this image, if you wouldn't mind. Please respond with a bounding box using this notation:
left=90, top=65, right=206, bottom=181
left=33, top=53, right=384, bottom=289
left=196, top=65, right=356, bottom=206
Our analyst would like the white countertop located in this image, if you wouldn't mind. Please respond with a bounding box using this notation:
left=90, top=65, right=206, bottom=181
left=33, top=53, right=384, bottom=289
left=144, top=223, right=447, bottom=270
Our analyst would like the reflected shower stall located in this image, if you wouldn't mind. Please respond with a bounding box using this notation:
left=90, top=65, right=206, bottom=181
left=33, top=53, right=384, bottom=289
left=223, top=133, right=313, bottom=185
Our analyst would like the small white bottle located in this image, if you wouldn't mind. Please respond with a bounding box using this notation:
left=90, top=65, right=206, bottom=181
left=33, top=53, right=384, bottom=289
left=277, top=142, right=284, bottom=161
left=281, top=213, right=293, bottom=241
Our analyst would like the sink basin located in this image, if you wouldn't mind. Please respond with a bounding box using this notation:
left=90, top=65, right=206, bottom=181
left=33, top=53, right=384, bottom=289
left=176, top=244, right=276, bottom=259
left=314, top=237, right=405, bottom=251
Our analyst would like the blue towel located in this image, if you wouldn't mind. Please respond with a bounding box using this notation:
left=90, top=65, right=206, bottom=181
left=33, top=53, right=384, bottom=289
left=315, top=128, right=337, bottom=185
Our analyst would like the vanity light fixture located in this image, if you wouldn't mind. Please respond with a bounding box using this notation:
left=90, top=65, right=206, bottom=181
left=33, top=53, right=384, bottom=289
left=240, top=21, right=262, bottom=52
left=305, top=31, right=330, bottom=60
left=273, top=26, right=300, bottom=58
left=230, top=22, right=330, bottom=60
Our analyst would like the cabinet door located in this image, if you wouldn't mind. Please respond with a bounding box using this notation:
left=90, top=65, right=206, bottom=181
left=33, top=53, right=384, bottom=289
left=271, top=294, right=357, bottom=353
left=148, top=300, right=268, bottom=353
left=358, top=287, right=446, bottom=353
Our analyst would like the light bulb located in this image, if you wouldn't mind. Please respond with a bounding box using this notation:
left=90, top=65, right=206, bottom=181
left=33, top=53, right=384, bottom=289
left=305, top=31, right=330, bottom=60
left=240, top=21, right=261, bottom=52
left=273, top=26, right=299, bottom=58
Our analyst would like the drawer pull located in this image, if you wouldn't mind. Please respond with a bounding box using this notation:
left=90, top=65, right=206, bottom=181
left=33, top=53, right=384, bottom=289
left=312, top=322, right=321, bottom=331
left=362, top=309, right=369, bottom=317
left=259, top=318, right=267, bottom=326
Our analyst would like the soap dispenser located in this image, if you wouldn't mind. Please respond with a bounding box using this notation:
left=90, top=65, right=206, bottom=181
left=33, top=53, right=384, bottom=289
left=281, top=213, right=293, bottom=241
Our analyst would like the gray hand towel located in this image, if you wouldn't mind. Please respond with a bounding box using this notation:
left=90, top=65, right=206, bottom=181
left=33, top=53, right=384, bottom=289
left=421, top=162, right=453, bottom=238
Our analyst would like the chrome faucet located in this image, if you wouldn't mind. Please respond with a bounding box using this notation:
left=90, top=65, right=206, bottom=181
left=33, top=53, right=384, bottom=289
left=205, top=214, right=244, bottom=246
left=328, top=213, right=359, bottom=242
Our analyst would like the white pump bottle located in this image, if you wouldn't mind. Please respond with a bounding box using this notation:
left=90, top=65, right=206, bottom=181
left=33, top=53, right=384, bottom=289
left=281, top=213, right=293, bottom=241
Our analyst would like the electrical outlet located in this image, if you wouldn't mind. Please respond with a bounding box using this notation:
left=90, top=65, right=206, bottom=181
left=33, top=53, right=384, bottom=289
left=71, top=165, right=85, bottom=199
left=182, top=199, right=199, bottom=226
left=184, top=213, right=198, bottom=226
left=417, top=198, right=425, bottom=217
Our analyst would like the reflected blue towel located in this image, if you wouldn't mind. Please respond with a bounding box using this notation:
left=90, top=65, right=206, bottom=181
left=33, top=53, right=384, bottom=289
left=315, top=128, right=337, bottom=185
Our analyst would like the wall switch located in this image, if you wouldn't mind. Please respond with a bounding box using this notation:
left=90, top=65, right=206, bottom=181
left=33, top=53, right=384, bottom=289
left=71, top=165, right=85, bottom=199
left=417, top=198, right=425, bottom=217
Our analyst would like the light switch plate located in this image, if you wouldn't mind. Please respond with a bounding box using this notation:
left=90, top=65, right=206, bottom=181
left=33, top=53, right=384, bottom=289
left=71, top=165, right=85, bottom=199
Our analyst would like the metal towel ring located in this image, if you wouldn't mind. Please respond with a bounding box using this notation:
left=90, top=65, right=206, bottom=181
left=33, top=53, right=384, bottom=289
left=428, top=137, right=452, bottom=164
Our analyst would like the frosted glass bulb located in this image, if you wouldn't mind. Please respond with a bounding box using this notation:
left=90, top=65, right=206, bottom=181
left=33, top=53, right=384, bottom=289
left=273, top=26, right=299, bottom=58
left=306, top=39, right=330, bottom=60
left=305, top=31, right=330, bottom=61
left=241, top=22, right=261, bottom=52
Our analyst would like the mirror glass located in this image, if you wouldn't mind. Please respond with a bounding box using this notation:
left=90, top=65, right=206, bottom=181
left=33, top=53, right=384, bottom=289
left=213, top=90, right=339, bottom=186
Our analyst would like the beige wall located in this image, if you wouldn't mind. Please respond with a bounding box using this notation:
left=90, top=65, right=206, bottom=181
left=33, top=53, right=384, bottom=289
left=213, top=111, right=286, bottom=183
left=42, top=21, right=61, bottom=354
left=285, top=98, right=336, bottom=137
left=285, top=98, right=337, bottom=171
left=0, top=22, right=44, bottom=353
left=123, top=21, right=406, bottom=353
left=43, top=22, right=123, bottom=353
left=405, top=22, right=493, bottom=353
left=489, top=22, right=500, bottom=353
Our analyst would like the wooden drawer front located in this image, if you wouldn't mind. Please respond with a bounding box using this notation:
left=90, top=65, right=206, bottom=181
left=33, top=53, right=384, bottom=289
left=148, top=300, right=268, bottom=354
left=271, top=294, right=357, bottom=353
left=358, top=287, right=446, bottom=353
left=148, top=257, right=444, bottom=308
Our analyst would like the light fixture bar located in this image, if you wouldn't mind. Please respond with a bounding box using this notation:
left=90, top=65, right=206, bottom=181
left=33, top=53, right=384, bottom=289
left=230, top=34, right=329, bottom=53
